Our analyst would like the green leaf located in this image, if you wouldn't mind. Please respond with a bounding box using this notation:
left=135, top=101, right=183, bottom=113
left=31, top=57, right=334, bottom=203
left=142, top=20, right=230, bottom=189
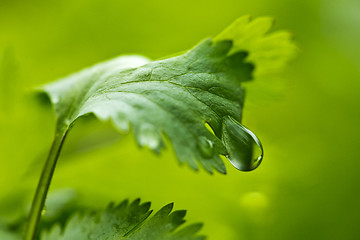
left=41, top=199, right=205, bottom=240
left=40, top=16, right=296, bottom=173
left=215, top=15, right=297, bottom=75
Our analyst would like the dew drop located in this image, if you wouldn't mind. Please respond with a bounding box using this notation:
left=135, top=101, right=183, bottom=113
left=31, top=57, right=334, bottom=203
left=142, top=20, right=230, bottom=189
left=197, top=136, right=214, bottom=158
left=52, top=96, right=59, bottom=104
left=41, top=206, right=47, bottom=216
left=222, top=116, right=263, bottom=171
left=138, top=123, right=163, bottom=152
left=113, top=112, right=129, bottom=133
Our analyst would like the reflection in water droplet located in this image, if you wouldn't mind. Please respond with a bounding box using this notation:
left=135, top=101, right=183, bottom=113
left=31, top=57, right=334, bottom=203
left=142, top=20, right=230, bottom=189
left=222, top=116, right=263, bottom=171
left=138, top=123, right=163, bottom=152
left=197, top=136, right=214, bottom=158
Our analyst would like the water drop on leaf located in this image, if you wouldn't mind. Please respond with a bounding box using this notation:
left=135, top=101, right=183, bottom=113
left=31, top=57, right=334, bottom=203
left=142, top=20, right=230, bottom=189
left=222, top=116, right=263, bottom=171
left=112, top=112, right=130, bottom=133
left=52, top=96, right=59, bottom=104
left=138, top=123, right=164, bottom=153
left=197, top=136, right=214, bottom=158
left=41, top=206, right=47, bottom=216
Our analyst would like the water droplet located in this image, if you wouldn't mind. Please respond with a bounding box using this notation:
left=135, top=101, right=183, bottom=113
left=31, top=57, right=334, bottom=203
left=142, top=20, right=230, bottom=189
left=138, top=123, right=163, bottom=152
left=221, top=116, right=263, bottom=171
left=197, top=136, right=214, bottom=158
left=41, top=206, right=47, bottom=216
left=113, top=112, right=129, bottom=132
left=52, top=96, right=59, bottom=104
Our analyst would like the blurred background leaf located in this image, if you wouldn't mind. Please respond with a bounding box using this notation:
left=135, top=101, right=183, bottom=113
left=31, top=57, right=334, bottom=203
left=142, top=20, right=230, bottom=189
left=0, top=0, right=359, bottom=239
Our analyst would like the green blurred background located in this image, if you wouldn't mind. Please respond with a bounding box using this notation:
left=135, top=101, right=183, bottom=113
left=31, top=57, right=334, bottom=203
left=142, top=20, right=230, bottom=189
left=1, top=0, right=360, bottom=239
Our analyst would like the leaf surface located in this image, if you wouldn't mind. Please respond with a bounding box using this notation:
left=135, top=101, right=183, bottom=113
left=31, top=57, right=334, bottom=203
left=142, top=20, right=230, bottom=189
left=41, top=199, right=205, bottom=240
left=41, top=16, right=296, bottom=173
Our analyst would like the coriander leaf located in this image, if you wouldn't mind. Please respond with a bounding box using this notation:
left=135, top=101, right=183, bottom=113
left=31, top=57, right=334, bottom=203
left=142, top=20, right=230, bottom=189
left=41, top=16, right=296, bottom=173
left=41, top=199, right=205, bottom=240
left=215, top=15, right=297, bottom=75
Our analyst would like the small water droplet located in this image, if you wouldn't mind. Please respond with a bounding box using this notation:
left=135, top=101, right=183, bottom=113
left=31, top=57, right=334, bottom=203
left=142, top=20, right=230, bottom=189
left=138, top=123, right=163, bottom=152
left=52, top=96, right=59, bottom=104
left=197, top=136, right=214, bottom=158
left=222, top=116, right=263, bottom=171
left=41, top=206, right=47, bottom=216
left=113, top=112, right=129, bottom=132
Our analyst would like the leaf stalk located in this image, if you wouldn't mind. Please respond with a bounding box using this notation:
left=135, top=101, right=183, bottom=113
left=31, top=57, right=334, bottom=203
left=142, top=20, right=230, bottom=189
left=23, top=128, right=68, bottom=240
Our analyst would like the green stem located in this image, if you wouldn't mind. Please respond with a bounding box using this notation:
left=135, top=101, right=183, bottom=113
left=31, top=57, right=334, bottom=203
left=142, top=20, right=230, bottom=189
left=23, top=128, right=68, bottom=240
